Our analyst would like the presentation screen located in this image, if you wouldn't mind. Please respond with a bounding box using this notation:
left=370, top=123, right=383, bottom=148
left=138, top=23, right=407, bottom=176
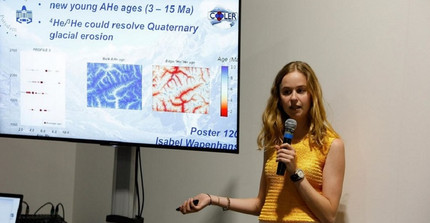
left=0, top=0, right=240, bottom=153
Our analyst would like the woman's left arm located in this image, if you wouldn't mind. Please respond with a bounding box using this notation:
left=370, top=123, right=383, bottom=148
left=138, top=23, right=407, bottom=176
left=294, top=138, right=345, bottom=223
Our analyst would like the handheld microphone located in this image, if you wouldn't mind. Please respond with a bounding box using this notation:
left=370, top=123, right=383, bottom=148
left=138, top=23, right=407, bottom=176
left=276, top=118, right=297, bottom=176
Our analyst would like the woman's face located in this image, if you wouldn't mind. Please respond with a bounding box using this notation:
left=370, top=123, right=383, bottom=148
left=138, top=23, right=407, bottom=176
left=279, top=71, right=312, bottom=123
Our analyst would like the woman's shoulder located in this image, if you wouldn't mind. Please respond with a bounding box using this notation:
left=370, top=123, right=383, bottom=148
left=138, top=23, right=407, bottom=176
left=323, top=128, right=344, bottom=154
left=326, top=136, right=345, bottom=161
left=330, top=138, right=344, bottom=150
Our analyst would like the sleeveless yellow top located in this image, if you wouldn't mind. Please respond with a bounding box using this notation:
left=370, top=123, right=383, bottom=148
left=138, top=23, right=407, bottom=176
left=259, top=132, right=336, bottom=222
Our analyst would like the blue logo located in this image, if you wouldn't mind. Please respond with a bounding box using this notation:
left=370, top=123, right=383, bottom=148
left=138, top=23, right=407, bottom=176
left=208, top=8, right=238, bottom=27
left=16, top=6, right=33, bottom=24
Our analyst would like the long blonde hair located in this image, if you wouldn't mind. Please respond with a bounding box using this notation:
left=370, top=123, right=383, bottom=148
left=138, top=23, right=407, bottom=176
left=257, top=61, right=338, bottom=150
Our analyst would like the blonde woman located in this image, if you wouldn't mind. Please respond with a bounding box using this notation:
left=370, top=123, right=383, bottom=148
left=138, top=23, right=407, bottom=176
left=178, top=61, right=345, bottom=223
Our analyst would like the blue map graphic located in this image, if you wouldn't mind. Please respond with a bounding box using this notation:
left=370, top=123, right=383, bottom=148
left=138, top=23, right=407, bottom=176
left=87, top=63, right=142, bottom=110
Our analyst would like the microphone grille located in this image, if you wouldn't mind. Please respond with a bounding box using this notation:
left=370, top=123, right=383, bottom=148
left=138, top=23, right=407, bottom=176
left=285, top=119, right=297, bottom=132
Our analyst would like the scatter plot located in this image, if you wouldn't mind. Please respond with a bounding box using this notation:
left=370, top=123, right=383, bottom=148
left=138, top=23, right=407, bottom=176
left=20, top=51, right=66, bottom=126
left=87, top=63, right=142, bottom=110
left=152, top=65, right=210, bottom=114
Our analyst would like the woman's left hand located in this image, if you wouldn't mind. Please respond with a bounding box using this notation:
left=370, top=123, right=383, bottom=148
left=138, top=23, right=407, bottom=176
left=275, top=143, right=297, bottom=175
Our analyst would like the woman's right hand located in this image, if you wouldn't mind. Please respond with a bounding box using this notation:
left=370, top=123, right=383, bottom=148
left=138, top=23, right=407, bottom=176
left=177, top=193, right=212, bottom=214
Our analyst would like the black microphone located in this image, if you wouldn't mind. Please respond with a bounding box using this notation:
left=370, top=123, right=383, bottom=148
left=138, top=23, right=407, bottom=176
left=276, top=118, right=297, bottom=176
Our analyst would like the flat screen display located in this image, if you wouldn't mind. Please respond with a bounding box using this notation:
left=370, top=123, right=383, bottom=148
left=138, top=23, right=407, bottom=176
left=0, top=193, right=22, bottom=223
left=0, top=0, right=239, bottom=153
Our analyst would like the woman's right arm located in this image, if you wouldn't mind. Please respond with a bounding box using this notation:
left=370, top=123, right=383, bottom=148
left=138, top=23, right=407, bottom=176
left=211, top=166, right=267, bottom=216
left=178, top=155, right=267, bottom=215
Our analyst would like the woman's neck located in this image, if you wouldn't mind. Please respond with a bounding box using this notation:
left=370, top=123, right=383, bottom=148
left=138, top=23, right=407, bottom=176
left=292, top=119, right=310, bottom=142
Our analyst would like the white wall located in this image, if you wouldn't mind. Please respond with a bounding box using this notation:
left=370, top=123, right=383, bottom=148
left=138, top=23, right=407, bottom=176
left=1, top=0, right=430, bottom=222
left=0, top=138, right=77, bottom=222
left=72, top=143, right=114, bottom=223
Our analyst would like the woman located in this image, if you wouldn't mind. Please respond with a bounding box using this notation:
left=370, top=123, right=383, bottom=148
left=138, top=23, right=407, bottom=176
left=178, top=61, right=345, bottom=223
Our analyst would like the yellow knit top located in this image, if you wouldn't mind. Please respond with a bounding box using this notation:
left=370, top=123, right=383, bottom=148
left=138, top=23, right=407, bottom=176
left=258, top=131, right=337, bottom=222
